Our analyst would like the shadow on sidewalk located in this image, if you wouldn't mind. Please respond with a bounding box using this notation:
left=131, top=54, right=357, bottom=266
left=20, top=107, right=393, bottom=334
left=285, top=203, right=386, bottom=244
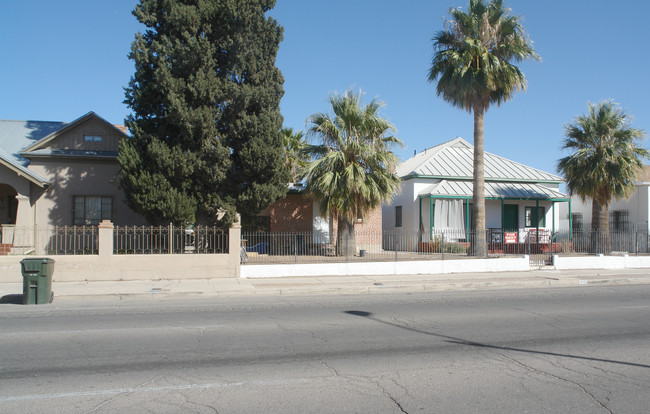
left=0, top=294, right=23, bottom=304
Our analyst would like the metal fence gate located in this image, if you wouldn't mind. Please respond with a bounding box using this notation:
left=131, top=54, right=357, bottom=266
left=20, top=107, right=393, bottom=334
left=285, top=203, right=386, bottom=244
left=529, top=252, right=552, bottom=267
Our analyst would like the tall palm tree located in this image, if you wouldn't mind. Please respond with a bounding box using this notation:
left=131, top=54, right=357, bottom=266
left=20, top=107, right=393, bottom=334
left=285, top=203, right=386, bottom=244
left=558, top=100, right=648, bottom=252
left=428, top=0, right=538, bottom=256
left=281, top=127, right=308, bottom=183
left=304, top=90, right=403, bottom=256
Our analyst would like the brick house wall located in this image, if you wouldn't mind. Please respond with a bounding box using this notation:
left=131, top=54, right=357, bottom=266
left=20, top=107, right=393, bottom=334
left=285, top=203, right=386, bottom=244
left=258, top=192, right=383, bottom=252
left=257, top=193, right=313, bottom=232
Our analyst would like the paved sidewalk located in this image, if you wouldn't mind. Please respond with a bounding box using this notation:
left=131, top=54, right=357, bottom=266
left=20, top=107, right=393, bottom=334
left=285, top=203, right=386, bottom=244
left=1, top=268, right=649, bottom=302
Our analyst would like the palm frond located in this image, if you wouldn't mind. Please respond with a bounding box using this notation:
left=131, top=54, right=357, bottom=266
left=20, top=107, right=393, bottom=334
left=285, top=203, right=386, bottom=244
left=428, top=0, right=538, bottom=113
left=558, top=100, right=648, bottom=206
left=304, top=89, right=403, bottom=221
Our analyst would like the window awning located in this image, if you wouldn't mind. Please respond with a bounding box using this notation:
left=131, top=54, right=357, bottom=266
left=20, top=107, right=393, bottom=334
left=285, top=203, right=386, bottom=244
left=418, top=180, right=569, bottom=201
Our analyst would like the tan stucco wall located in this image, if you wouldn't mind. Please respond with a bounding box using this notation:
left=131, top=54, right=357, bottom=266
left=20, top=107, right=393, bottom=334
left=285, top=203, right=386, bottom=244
left=27, top=158, right=145, bottom=226
left=0, top=165, right=32, bottom=199
left=0, top=253, right=239, bottom=283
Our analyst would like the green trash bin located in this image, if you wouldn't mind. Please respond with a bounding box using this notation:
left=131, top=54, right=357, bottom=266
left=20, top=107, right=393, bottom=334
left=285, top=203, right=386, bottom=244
left=21, top=258, right=55, bottom=305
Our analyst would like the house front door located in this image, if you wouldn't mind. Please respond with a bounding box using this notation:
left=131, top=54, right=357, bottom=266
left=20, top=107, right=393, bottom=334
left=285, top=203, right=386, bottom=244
left=503, top=204, right=518, bottom=231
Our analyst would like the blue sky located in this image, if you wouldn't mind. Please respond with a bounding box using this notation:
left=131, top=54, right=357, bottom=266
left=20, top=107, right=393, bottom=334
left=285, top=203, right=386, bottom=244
left=2, top=0, right=649, bottom=177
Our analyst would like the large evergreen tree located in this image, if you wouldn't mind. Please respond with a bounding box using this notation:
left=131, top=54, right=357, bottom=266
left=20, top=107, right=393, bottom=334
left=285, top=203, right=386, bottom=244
left=117, top=0, right=289, bottom=226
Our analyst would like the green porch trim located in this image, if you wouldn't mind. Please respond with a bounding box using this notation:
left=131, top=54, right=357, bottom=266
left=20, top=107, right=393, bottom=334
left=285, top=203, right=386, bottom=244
left=430, top=196, right=434, bottom=240
left=418, top=197, right=422, bottom=242
left=418, top=195, right=569, bottom=202
left=501, top=199, right=504, bottom=233
left=536, top=200, right=540, bottom=243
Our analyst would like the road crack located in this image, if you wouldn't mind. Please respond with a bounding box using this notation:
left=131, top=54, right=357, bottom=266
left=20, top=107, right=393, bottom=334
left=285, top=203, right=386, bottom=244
left=497, top=353, right=612, bottom=414
left=85, top=375, right=164, bottom=414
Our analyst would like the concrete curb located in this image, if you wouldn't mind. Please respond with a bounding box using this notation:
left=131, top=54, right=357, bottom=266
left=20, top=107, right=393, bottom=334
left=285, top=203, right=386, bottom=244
left=2, top=269, right=649, bottom=303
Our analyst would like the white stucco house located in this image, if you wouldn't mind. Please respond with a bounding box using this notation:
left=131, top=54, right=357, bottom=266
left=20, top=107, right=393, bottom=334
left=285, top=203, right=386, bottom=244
left=563, top=165, right=650, bottom=232
left=383, top=138, right=570, bottom=250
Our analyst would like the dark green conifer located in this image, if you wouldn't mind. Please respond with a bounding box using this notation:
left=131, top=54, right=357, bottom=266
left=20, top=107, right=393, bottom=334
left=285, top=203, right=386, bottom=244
left=117, top=0, right=289, bottom=226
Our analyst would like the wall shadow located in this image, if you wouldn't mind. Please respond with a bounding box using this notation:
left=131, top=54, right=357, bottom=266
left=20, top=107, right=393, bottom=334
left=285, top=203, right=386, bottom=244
left=43, top=161, right=103, bottom=226
left=0, top=294, right=23, bottom=304
left=17, top=121, right=66, bottom=160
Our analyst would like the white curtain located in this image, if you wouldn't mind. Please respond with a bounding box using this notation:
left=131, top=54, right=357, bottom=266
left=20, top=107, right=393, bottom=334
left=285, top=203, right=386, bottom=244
left=433, top=199, right=466, bottom=239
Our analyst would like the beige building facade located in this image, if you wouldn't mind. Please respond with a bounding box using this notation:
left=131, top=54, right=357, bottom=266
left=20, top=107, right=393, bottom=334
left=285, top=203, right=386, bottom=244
left=0, top=112, right=146, bottom=251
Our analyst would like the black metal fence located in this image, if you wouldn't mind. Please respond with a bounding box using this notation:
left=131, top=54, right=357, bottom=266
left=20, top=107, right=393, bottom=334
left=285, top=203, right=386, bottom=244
left=241, top=229, right=650, bottom=264
left=114, top=225, right=228, bottom=254
left=44, top=226, right=98, bottom=255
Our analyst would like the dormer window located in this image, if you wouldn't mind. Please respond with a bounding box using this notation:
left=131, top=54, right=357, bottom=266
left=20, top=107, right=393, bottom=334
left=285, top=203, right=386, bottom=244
left=84, top=135, right=102, bottom=142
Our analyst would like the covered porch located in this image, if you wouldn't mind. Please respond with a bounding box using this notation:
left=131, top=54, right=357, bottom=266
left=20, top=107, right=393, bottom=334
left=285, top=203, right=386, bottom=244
left=417, top=179, right=571, bottom=253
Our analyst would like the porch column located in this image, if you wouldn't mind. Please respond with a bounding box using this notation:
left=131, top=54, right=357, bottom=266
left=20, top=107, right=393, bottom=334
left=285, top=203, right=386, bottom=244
left=465, top=198, right=470, bottom=239
left=535, top=199, right=540, bottom=243
left=430, top=196, right=434, bottom=240
left=418, top=197, right=422, bottom=242
left=552, top=202, right=556, bottom=233
left=13, top=194, right=34, bottom=249
left=500, top=199, right=504, bottom=233
left=14, top=194, right=32, bottom=228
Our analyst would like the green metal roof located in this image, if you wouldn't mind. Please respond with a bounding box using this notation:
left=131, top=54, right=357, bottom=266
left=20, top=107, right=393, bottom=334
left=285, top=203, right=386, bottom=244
left=399, top=138, right=564, bottom=183
left=419, top=179, right=569, bottom=201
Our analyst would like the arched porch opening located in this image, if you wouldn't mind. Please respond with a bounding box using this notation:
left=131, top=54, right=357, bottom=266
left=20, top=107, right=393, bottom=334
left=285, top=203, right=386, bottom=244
left=0, top=183, right=18, bottom=248
left=0, top=183, right=18, bottom=225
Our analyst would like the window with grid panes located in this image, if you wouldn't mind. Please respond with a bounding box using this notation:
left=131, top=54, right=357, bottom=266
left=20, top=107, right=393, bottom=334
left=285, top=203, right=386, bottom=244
left=74, top=196, right=112, bottom=225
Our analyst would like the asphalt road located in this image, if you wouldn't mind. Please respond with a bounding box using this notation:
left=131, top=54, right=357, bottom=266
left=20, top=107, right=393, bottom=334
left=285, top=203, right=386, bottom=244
left=1, top=285, right=649, bottom=413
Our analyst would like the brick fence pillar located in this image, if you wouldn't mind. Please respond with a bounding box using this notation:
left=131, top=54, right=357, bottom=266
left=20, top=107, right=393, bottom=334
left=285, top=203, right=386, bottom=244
left=229, top=213, right=242, bottom=277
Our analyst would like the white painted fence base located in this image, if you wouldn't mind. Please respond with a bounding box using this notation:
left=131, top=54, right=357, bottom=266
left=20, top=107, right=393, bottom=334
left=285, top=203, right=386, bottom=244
left=241, top=257, right=530, bottom=279
left=552, top=254, right=650, bottom=270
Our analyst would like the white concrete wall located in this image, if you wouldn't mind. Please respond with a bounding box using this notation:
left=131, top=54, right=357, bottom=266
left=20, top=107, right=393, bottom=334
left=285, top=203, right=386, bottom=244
left=553, top=254, right=650, bottom=270
left=241, top=257, right=530, bottom=278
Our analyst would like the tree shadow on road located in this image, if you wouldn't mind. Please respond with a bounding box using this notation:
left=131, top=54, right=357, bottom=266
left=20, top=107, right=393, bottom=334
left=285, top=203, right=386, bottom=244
left=344, top=310, right=650, bottom=369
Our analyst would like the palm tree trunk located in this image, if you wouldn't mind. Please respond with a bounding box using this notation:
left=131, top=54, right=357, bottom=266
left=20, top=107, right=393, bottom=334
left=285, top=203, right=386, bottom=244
left=591, top=198, right=610, bottom=253
left=336, top=216, right=356, bottom=257
left=469, top=107, right=487, bottom=257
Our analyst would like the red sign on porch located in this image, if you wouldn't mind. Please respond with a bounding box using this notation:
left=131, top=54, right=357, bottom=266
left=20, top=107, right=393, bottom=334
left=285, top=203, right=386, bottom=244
left=504, top=232, right=518, bottom=244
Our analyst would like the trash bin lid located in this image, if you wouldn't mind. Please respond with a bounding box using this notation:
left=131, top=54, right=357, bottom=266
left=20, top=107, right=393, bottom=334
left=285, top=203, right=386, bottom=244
left=21, top=258, right=55, bottom=264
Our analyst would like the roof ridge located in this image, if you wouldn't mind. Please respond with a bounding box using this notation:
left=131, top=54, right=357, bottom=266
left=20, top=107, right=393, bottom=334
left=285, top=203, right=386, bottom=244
left=398, top=137, right=469, bottom=176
